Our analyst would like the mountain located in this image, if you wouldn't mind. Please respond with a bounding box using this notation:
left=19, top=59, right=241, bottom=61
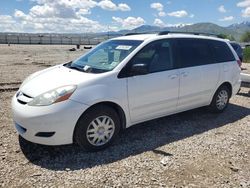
left=120, top=22, right=250, bottom=41
left=178, top=23, right=232, bottom=34
left=130, top=25, right=164, bottom=33
left=227, top=21, right=250, bottom=35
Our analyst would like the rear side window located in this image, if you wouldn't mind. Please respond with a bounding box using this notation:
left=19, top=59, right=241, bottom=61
left=175, top=38, right=213, bottom=68
left=210, top=40, right=235, bottom=63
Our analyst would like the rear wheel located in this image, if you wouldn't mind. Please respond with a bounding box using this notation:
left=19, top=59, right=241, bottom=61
left=209, top=86, right=230, bottom=113
left=74, top=105, right=120, bottom=151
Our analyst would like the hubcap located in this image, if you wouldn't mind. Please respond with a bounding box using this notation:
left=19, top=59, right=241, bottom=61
left=86, top=116, right=115, bottom=146
left=216, top=90, right=228, bottom=110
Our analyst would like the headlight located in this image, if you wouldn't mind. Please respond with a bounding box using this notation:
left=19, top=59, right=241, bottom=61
left=28, top=85, right=77, bottom=106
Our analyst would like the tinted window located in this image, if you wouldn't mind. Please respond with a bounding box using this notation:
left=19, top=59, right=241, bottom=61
left=175, top=39, right=213, bottom=68
left=230, top=43, right=239, bottom=51
left=210, top=40, right=235, bottom=63
left=230, top=42, right=243, bottom=60
left=130, top=40, right=174, bottom=73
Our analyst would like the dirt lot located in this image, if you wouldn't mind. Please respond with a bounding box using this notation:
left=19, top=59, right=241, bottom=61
left=0, top=44, right=249, bottom=187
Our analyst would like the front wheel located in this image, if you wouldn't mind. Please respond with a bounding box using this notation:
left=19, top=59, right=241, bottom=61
left=74, top=105, right=121, bottom=151
left=209, top=86, right=230, bottom=113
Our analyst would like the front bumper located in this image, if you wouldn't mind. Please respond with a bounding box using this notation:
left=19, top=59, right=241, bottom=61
left=11, top=95, right=89, bottom=145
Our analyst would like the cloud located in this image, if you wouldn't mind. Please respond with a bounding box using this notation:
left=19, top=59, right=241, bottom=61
left=14, top=9, right=26, bottom=19
left=27, top=0, right=98, bottom=19
left=242, top=6, right=250, bottom=17
left=0, top=15, right=16, bottom=24
left=0, top=14, right=22, bottom=32
left=167, top=10, right=188, bottom=18
left=30, top=5, right=57, bottom=18
left=98, top=0, right=116, bottom=10
left=117, top=3, right=131, bottom=11
left=219, top=16, right=234, bottom=21
left=76, top=8, right=92, bottom=16
left=12, top=0, right=105, bottom=33
left=158, top=11, right=166, bottom=17
left=153, top=18, right=166, bottom=27
left=112, top=16, right=145, bottom=29
left=237, top=0, right=250, bottom=7
left=2, top=0, right=132, bottom=32
left=218, top=5, right=227, bottom=13
left=98, top=0, right=131, bottom=11
left=150, top=3, right=164, bottom=11
left=237, top=0, right=250, bottom=17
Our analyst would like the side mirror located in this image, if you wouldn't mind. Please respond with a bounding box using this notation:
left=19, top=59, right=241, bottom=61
left=130, top=64, right=148, bottom=76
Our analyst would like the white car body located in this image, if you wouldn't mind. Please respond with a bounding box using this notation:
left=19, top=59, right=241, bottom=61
left=12, top=33, right=241, bottom=146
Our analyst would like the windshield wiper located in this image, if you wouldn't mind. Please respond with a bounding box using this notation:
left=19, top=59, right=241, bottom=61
left=64, top=62, right=87, bottom=72
left=64, top=61, right=108, bottom=74
left=69, top=66, right=85, bottom=72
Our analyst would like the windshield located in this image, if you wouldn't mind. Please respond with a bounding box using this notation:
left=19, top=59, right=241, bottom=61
left=70, top=40, right=142, bottom=73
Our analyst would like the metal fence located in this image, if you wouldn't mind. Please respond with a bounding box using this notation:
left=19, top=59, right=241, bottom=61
left=0, top=33, right=108, bottom=45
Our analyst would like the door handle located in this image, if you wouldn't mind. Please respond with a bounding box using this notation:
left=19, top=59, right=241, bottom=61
left=168, top=74, right=178, bottom=79
left=181, top=72, right=188, bottom=77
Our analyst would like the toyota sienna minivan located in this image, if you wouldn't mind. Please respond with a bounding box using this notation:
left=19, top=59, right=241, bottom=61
left=12, top=32, right=241, bottom=151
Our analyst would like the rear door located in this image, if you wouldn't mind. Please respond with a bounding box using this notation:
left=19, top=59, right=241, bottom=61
left=175, top=38, right=219, bottom=111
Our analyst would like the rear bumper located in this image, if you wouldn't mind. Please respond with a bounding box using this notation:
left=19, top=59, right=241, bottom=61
left=12, top=95, right=89, bottom=145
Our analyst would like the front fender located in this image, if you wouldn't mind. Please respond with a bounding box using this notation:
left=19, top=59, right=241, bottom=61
left=70, top=80, right=132, bottom=127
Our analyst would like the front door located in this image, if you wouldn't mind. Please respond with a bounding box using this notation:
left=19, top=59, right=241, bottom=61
left=126, top=39, right=179, bottom=123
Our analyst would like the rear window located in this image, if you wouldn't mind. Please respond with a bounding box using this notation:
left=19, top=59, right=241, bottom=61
left=230, top=43, right=239, bottom=51
left=210, top=40, right=235, bottom=63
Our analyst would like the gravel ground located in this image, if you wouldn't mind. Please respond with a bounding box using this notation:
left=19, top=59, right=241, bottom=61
left=0, top=44, right=249, bottom=187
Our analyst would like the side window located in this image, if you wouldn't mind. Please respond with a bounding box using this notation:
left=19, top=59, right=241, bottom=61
left=130, top=40, right=174, bottom=73
left=176, top=39, right=213, bottom=68
left=210, top=40, right=235, bottom=63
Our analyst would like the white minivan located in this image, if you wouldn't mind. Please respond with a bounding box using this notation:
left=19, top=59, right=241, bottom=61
left=12, top=32, right=241, bottom=151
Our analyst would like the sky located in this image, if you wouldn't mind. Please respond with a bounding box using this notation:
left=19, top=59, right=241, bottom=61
left=0, top=0, right=249, bottom=33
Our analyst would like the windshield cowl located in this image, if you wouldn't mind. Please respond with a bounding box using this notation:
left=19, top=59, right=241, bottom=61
left=64, top=62, right=109, bottom=74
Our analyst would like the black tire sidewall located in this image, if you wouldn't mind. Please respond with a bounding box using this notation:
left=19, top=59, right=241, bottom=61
left=74, top=105, right=121, bottom=151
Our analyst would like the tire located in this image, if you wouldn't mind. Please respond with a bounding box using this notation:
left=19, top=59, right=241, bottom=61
left=74, top=105, right=121, bottom=151
left=209, top=86, right=230, bottom=113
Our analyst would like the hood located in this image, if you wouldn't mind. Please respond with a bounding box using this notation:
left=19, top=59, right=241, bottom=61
left=20, top=65, right=98, bottom=97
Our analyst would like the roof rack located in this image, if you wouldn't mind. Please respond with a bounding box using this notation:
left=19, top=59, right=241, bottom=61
left=158, top=31, right=219, bottom=38
left=124, top=32, right=149, bottom=36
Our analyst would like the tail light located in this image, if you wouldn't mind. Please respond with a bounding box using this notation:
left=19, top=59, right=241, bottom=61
left=237, top=59, right=242, bottom=68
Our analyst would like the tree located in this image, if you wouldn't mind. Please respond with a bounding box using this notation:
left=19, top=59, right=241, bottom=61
left=241, top=31, right=250, bottom=42
left=218, top=34, right=235, bottom=41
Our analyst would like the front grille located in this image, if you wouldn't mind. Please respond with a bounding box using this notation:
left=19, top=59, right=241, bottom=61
left=35, top=132, right=55, bottom=137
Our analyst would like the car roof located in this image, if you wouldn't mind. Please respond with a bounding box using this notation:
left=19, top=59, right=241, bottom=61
left=112, top=33, right=228, bottom=43
left=113, top=34, right=157, bottom=41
